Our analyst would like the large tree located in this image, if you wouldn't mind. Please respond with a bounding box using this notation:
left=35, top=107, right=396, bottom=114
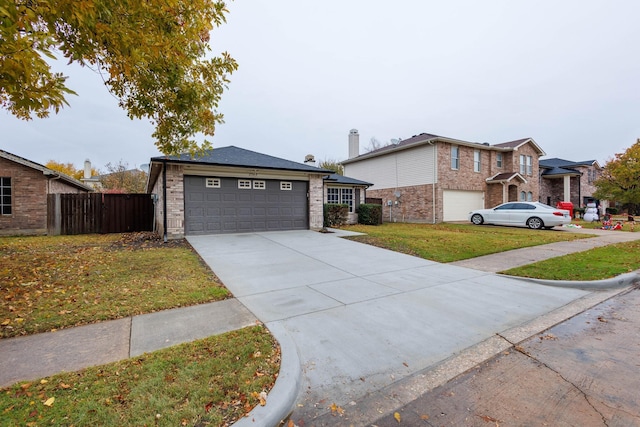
left=1, top=0, right=237, bottom=155
left=593, top=139, right=640, bottom=210
left=99, top=160, right=147, bottom=193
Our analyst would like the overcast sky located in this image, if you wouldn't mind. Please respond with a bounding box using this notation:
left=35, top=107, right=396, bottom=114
left=2, top=0, right=639, bottom=172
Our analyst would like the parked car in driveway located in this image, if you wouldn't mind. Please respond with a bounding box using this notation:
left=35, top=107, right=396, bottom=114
left=469, top=202, right=571, bottom=229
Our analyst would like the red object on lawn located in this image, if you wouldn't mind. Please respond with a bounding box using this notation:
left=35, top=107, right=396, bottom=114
left=556, top=201, right=574, bottom=218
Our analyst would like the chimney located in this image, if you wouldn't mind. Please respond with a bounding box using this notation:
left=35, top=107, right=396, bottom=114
left=304, top=154, right=317, bottom=167
left=348, top=129, right=359, bottom=159
left=84, top=159, right=92, bottom=179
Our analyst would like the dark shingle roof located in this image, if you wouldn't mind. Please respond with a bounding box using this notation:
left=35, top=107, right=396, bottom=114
left=151, top=146, right=332, bottom=173
left=541, top=167, right=582, bottom=177
left=324, top=173, right=372, bottom=186
left=493, top=138, right=531, bottom=148
left=539, top=158, right=597, bottom=169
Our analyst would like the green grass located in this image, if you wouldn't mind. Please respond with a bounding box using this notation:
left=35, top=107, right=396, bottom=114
left=0, top=325, right=279, bottom=427
left=343, top=222, right=592, bottom=263
left=501, top=240, right=640, bottom=280
left=0, top=234, right=230, bottom=338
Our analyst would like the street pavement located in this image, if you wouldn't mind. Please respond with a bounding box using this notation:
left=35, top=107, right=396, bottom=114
left=366, top=286, right=640, bottom=427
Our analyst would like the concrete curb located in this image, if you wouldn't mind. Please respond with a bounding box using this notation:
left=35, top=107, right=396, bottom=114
left=504, top=270, right=640, bottom=291
left=233, top=323, right=302, bottom=427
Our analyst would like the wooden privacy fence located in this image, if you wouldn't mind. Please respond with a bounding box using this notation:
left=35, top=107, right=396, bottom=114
left=48, top=193, right=154, bottom=235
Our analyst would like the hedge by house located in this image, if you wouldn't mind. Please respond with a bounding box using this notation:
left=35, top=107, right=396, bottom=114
left=324, top=204, right=349, bottom=227
left=357, top=203, right=382, bottom=225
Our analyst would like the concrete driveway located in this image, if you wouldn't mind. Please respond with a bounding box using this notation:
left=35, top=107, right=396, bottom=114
left=187, top=230, right=590, bottom=421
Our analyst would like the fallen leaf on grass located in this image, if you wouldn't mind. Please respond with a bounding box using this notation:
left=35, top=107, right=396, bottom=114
left=43, top=397, right=55, bottom=407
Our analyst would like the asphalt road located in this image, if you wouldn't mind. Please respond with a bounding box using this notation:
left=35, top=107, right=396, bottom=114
left=368, top=286, right=640, bottom=427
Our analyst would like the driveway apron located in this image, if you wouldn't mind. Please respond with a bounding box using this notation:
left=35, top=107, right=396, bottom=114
left=187, top=230, right=589, bottom=418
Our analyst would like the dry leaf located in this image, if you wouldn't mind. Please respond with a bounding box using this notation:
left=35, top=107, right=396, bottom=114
left=43, top=397, right=55, bottom=407
left=259, top=391, right=267, bottom=406
left=394, top=412, right=401, bottom=423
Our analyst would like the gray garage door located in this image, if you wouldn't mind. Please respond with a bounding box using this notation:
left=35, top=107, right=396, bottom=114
left=184, top=176, right=309, bottom=235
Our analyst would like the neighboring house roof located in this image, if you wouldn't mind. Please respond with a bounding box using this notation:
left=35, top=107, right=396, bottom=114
left=342, top=133, right=545, bottom=164
left=0, top=149, right=93, bottom=192
left=324, top=173, right=372, bottom=187
left=539, top=158, right=600, bottom=169
left=486, top=172, right=527, bottom=184
left=150, top=146, right=332, bottom=173
left=539, top=158, right=600, bottom=178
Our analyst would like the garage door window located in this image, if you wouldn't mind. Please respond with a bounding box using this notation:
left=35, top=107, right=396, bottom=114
left=253, top=180, right=266, bottom=189
left=280, top=182, right=292, bottom=190
left=206, top=178, right=220, bottom=188
left=238, top=179, right=252, bottom=189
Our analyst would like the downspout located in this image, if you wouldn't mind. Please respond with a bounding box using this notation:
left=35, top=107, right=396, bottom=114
left=432, top=142, right=437, bottom=223
left=162, top=160, right=168, bottom=243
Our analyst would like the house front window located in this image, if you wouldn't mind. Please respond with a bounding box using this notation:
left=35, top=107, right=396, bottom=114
left=526, top=156, right=532, bottom=176
left=527, top=191, right=533, bottom=201
left=451, top=146, right=460, bottom=170
left=327, top=187, right=354, bottom=212
left=0, top=177, right=11, bottom=215
left=519, top=155, right=526, bottom=175
left=520, top=191, right=526, bottom=201
left=496, top=153, right=503, bottom=168
left=473, top=150, right=481, bottom=172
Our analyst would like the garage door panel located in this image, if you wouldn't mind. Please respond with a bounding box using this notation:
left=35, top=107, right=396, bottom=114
left=184, top=176, right=308, bottom=235
left=443, top=190, right=484, bottom=221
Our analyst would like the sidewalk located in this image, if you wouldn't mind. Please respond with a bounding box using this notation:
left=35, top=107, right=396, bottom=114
left=0, top=299, right=257, bottom=388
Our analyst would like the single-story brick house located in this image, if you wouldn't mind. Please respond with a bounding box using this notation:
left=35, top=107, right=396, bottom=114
left=145, top=146, right=370, bottom=239
left=0, top=149, right=93, bottom=236
left=539, top=158, right=603, bottom=209
left=341, top=129, right=545, bottom=223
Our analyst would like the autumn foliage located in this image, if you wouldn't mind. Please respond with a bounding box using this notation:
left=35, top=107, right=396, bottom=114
left=1, top=0, right=237, bottom=155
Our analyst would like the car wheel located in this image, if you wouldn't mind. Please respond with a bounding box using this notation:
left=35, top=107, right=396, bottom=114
left=527, top=217, right=543, bottom=229
left=471, top=214, right=484, bottom=225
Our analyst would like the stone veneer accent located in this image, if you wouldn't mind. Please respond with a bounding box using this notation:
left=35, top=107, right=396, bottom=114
left=308, top=174, right=324, bottom=230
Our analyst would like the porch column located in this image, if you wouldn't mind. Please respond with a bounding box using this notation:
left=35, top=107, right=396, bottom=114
left=563, top=175, right=571, bottom=202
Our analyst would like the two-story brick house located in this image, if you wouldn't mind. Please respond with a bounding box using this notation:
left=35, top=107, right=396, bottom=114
left=341, top=130, right=545, bottom=223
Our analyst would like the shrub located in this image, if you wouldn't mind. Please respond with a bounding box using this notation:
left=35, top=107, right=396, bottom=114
left=324, top=204, right=349, bottom=227
left=606, top=207, right=619, bottom=215
left=357, top=203, right=382, bottom=225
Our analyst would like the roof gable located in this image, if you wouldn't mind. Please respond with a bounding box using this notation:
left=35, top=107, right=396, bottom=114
left=151, top=146, right=332, bottom=173
left=0, top=149, right=93, bottom=191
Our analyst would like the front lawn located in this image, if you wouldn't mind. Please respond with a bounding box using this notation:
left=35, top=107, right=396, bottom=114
left=501, top=240, right=640, bottom=280
left=1, top=233, right=230, bottom=338
left=343, top=223, right=592, bottom=263
left=0, top=325, right=279, bottom=427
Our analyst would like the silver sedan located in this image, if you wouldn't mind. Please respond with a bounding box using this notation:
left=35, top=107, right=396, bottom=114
left=469, top=202, right=571, bottom=229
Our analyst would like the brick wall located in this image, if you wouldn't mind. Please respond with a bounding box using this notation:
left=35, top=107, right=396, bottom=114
left=0, top=158, right=48, bottom=235
left=151, top=163, right=185, bottom=239
left=367, top=184, right=436, bottom=223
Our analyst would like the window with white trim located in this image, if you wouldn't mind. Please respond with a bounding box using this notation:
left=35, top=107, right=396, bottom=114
left=280, top=182, right=292, bottom=190
left=253, top=180, right=266, bottom=189
left=0, top=177, right=11, bottom=215
left=327, top=187, right=354, bottom=212
left=205, top=178, right=220, bottom=188
left=238, top=179, right=252, bottom=189
left=519, top=155, right=526, bottom=175
left=527, top=191, right=533, bottom=201
left=473, top=150, right=481, bottom=172
left=451, top=146, right=460, bottom=170
left=496, top=153, right=503, bottom=168
left=520, top=191, right=526, bottom=201
left=526, top=156, right=532, bottom=176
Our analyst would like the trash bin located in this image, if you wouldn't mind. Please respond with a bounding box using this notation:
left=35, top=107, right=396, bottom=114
left=556, top=201, right=574, bottom=218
